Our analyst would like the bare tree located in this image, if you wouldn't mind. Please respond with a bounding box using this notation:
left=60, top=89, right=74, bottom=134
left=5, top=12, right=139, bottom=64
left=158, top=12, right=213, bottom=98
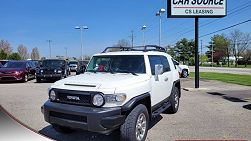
left=17, top=44, right=29, bottom=60
left=114, top=39, right=130, bottom=47
left=30, top=47, right=40, bottom=60
left=229, top=29, right=251, bottom=67
left=0, top=40, right=12, bottom=55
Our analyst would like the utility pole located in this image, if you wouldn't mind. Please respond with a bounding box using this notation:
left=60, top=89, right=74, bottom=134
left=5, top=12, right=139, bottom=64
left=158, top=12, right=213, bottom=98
left=129, top=30, right=135, bottom=48
left=47, top=40, right=52, bottom=59
left=200, top=40, right=203, bottom=66
left=211, top=43, right=214, bottom=67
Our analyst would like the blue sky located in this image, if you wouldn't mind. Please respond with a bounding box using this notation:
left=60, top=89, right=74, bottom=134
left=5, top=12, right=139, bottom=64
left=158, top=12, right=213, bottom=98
left=0, top=0, right=251, bottom=58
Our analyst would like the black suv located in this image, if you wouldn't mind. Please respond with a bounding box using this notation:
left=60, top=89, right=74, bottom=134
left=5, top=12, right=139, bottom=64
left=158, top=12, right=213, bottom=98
left=36, top=59, right=69, bottom=82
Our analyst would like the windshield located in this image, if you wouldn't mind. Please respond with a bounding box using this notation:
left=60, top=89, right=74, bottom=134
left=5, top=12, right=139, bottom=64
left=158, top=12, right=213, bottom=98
left=69, top=61, right=78, bottom=65
left=42, top=60, right=64, bottom=68
left=86, top=55, right=146, bottom=74
left=3, top=62, right=26, bottom=68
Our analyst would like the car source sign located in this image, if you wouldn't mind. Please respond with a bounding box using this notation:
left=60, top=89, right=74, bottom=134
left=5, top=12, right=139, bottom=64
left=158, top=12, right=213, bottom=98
left=168, top=0, right=227, bottom=18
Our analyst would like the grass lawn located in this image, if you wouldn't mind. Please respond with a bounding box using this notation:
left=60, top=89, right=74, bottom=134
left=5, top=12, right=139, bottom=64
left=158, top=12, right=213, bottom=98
left=190, top=72, right=251, bottom=86
left=201, top=64, right=251, bottom=68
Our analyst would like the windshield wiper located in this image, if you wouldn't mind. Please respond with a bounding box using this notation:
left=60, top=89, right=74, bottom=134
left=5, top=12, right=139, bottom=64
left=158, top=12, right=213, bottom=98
left=118, top=70, right=138, bottom=76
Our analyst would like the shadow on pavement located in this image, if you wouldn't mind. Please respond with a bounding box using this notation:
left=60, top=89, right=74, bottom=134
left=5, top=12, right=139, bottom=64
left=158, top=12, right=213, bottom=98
left=243, top=104, right=251, bottom=110
left=39, top=115, right=163, bottom=141
left=207, top=92, right=248, bottom=103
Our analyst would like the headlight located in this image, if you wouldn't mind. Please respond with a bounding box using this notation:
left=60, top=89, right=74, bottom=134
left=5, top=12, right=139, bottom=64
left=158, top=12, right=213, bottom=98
left=57, top=70, right=62, bottom=73
left=40, top=70, right=44, bottom=73
left=49, top=90, right=56, bottom=101
left=92, top=94, right=105, bottom=107
left=105, top=93, right=126, bottom=103
left=54, top=69, right=57, bottom=73
left=15, top=71, right=22, bottom=74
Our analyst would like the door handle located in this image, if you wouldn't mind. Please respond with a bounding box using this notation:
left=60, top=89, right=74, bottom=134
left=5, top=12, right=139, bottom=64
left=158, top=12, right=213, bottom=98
left=164, top=77, right=169, bottom=81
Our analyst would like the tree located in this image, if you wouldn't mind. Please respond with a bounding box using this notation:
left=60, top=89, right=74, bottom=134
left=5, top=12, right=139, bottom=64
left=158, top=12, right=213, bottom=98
left=200, top=55, right=208, bottom=66
left=30, top=47, right=40, bottom=60
left=0, top=40, right=12, bottom=55
left=8, top=53, right=21, bottom=60
left=242, top=49, right=251, bottom=67
left=0, top=50, right=8, bottom=60
left=175, top=38, right=195, bottom=65
left=166, top=45, right=178, bottom=60
left=206, top=34, right=230, bottom=65
left=114, top=39, right=130, bottom=47
left=17, top=44, right=29, bottom=60
left=228, top=30, right=251, bottom=67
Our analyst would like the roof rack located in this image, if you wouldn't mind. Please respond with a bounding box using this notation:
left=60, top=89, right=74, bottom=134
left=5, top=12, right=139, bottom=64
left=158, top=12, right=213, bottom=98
left=102, top=45, right=166, bottom=53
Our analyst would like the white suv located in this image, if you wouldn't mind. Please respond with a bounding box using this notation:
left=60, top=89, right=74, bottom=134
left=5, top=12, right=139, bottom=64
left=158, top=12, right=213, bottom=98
left=41, top=45, right=181, bottom=141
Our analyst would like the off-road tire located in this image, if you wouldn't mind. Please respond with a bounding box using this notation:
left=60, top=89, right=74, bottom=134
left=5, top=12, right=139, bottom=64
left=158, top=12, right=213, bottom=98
left=120, top=104, right=149, bottom=141
left=164, top=87, right=180, bottom=114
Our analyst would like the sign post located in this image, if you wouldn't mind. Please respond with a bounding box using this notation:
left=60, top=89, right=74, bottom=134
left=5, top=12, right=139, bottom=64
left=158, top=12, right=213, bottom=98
left=167, top=0, right=227, bottom=88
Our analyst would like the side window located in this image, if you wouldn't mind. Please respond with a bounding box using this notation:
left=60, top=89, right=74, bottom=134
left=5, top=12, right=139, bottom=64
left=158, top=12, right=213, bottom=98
left=26, top=62, right=30, bottom=68
left=161, top=56, right=171, bottom=72
left=148, top=55, right=162, bottom=75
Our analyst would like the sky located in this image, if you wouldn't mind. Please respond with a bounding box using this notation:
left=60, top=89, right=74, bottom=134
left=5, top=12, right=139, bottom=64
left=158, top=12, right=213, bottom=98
left=0, top=0, right=251, bottom=58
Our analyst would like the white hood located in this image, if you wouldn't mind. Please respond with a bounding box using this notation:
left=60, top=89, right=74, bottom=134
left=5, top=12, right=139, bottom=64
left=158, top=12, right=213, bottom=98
left=52, top=72, right=150, bottom=92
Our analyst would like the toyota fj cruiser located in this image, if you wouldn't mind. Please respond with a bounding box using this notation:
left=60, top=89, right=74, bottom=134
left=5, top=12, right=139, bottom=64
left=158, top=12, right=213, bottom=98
left=41, top=45, right=181, bottom=141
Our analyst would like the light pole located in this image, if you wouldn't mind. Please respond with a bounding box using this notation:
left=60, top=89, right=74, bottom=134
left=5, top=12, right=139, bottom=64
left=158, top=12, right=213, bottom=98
left=75, top=25, right=88, bottom=60
left=141, top=25, right=146, bottom=46
left=47, top=40, right=52, bottom=59
left=65, top=47, right=68, bottom=59
left=156, top=8, right=166, bottom=47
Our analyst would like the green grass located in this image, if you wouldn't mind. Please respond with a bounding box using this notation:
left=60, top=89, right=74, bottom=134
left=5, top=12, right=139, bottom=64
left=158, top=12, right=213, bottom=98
left=201, top=64, right=251, bottom=68
left=190, top=72, right=251, bottom=86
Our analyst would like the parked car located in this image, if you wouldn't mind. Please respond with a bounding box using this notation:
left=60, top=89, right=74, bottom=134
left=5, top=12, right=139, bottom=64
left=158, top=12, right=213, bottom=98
left=41, top=45, right=181, bottom=141
left=173, top=60, right=190, bottom=78
left=76, top=60, right=88, bottom=75
left=0, top=60, right=9, bottom=66
left=36, top=59, right=69, bottom=82
left=68, top=60, right=78, bottom=72
left=0, top=61, right=36, bottom=82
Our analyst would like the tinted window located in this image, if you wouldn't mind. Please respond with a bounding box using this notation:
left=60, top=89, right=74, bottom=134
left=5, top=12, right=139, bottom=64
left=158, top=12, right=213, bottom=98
left=148, top=56, right=162, bottom=75
left=42, top=60, right=65, bottom=68
left=3, top=62, right=26, bottom=68
left=148, top=55, right=171, bottom=75
left=160, top=56, right=171, bottom=72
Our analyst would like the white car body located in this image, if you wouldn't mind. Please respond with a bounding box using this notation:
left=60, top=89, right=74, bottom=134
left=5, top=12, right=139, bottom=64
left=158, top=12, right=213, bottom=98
left=50, top=51, right=180, bottom=107
left=173, top=60, right=190, bottom=78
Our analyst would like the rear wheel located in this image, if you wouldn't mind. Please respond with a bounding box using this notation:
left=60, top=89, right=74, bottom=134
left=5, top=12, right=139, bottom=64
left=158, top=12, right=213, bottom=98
left=182, top=69, right=188, bottom=78
left=164, top=87, right=180, bottom=114
left=52, top=124, right=75, bottom=134
left=120, top=104, right=149, bottom=141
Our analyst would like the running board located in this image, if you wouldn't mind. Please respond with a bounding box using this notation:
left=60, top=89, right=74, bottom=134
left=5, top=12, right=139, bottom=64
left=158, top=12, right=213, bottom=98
left=152, top=102, right=171, bottom=118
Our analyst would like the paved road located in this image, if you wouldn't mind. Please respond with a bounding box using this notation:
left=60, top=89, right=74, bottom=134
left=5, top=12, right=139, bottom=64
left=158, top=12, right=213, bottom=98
left=189, top=66, right=251, bottom=75
left=0, top=78, right=251, bottom=141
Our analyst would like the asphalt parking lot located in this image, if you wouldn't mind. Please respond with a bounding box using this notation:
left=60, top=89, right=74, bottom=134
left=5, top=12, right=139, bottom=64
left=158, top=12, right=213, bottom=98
left=0, top=76, right=251, bottom=141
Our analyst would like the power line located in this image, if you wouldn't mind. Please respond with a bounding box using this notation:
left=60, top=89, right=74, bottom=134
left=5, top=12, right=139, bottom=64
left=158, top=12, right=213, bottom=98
left=200, top=19, right=251, bottom=38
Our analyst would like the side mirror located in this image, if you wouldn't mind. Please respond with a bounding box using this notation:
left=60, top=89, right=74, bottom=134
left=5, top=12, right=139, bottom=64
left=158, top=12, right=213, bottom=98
left=154, top=64, right=163, bottom=81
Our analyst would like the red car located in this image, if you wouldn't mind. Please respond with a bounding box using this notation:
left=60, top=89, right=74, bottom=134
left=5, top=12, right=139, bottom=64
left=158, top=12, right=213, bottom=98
left=0, top=61, right=36, bottom=82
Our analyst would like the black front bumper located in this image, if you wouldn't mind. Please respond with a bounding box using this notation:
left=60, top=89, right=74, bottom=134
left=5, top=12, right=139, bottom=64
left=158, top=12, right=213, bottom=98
left=37, top=74, right=61, bottom=79
left=41, top=100, right=125, bottom=134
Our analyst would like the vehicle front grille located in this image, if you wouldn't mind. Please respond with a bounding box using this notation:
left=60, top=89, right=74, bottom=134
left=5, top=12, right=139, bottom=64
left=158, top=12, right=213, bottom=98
left=55, top=89, right=94, bottom=106
left=43, top=70, right=55, bottom=74
left=50, top=111, right=87, bottom=123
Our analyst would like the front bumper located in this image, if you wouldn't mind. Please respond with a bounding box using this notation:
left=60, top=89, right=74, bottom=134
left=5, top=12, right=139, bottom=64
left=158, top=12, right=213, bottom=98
left=0, top=74, right=23, bottom=81
left=37, top=74, right=61, bottom=79
left=41, top=100, right=125, bottom=134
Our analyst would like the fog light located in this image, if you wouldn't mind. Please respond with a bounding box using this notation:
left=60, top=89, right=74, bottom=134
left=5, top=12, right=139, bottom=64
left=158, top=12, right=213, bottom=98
left=49, top=90, right=56, bottom=101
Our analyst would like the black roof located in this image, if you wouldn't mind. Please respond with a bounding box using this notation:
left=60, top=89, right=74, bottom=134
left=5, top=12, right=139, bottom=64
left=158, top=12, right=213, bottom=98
left=102, top=45, right=166, bottom=53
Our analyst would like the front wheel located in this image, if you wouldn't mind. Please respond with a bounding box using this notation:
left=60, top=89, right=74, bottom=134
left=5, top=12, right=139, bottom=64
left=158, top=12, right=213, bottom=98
left=23, top=74, right=28, bottom=82
left=120, top=104, right=149, bottom=141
